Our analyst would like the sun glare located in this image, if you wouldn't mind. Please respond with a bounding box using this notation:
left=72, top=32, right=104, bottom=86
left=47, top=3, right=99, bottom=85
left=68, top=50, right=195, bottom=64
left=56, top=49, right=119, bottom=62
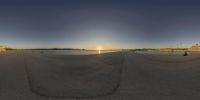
left=97, top=46, right=102, bottom=54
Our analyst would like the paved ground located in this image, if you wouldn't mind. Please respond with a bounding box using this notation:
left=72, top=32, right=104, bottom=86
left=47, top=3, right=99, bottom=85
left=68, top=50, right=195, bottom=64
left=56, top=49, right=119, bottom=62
left=1, top=51, right=200, bottom=100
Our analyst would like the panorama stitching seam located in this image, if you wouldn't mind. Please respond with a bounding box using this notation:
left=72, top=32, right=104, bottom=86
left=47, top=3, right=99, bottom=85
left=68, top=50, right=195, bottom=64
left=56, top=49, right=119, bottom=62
left=23, top=52, right=126, bottom=99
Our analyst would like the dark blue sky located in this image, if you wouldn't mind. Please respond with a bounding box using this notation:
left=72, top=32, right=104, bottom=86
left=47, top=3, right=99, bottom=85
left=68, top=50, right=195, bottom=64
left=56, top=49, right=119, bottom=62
left=0, top=0, right=200, bottom=49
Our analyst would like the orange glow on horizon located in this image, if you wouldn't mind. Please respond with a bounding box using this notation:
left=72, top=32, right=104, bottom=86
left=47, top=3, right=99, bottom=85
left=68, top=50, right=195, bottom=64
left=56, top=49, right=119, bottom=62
left=98, top=47, right=101, bottom=50
left=84, top=46, right=121, bottom=51
left=97, top=46, right=102, bottom=54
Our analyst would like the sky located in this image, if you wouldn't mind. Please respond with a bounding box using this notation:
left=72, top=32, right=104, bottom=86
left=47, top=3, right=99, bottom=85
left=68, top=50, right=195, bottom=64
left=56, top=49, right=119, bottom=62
left=0, top=0, right=200, bottom=49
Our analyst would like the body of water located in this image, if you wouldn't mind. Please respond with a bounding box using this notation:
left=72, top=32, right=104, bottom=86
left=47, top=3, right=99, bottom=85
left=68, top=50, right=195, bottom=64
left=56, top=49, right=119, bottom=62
left=33, top=50, right=117, bottom=55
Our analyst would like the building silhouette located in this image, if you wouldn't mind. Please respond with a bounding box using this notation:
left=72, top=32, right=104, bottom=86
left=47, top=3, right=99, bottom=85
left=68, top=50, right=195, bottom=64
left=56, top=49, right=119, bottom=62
left=188, top=43, right=200, bottom=51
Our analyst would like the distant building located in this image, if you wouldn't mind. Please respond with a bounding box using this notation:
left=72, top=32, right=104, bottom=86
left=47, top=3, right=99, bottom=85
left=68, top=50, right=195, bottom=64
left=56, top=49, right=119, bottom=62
left=188, top=43, right=200, bottom=51
left=0, top=45, right=6, bottom=52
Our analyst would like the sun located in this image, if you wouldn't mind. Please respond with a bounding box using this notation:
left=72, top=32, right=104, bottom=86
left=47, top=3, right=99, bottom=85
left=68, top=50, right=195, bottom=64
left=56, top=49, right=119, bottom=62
left=98, top=46, right=102, bottom=51
left=97, top=46, right=102, bottom=54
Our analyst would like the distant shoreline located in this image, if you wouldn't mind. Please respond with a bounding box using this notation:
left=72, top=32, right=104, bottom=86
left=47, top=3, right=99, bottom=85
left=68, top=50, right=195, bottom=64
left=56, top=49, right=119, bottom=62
left=25, top=48, right=121, bottom=51
left=26, top=48, right=85, bottom=50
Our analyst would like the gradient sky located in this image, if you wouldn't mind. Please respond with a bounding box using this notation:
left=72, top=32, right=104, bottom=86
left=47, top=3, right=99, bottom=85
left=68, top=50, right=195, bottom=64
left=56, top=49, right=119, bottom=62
left=1, top=0, right=200, bottom=49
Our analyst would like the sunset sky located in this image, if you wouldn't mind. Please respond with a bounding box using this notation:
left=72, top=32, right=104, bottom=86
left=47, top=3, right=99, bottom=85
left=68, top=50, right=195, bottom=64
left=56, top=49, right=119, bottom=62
left=0, top=0, right=200, bottom=49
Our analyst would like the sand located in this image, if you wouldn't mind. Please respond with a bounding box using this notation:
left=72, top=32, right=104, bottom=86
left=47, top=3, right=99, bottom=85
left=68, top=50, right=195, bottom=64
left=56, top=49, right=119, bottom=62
left=1, top=51, right=200, bottom=100
left=24, top=51, right=124, bottom=98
